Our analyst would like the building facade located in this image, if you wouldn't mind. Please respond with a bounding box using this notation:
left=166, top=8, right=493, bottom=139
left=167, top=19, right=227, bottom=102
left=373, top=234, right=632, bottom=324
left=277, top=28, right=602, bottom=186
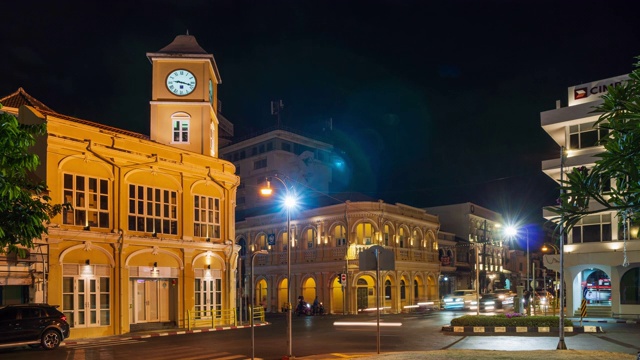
left=0, top=34, right=240, bottom=338
left=426, top=203, right=511, bottom=294
left=236, top=200, right=441, bottom=315
left=541, top=74, right=640, bottom=317
left=220, top=128, right=334, bottom=213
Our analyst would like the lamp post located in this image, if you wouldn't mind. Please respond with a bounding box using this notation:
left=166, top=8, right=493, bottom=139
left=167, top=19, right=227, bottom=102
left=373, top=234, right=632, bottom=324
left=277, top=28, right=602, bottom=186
left=505, top=225, right=530, bottom=314
left=260, top=175, right=296, bottom=359
left=558, top=146, right=567, bottom=350
left=251, top=250, right=268, bottom=360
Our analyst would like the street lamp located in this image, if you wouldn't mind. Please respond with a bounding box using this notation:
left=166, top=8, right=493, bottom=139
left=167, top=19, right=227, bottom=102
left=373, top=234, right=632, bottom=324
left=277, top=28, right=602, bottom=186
left=558, top=146, right=567, bottom=350
left=259, top=175, right=297, bottom=359
left=505, top=225, right=530, bottom=314
left=251, top=249, right=268, bottom=360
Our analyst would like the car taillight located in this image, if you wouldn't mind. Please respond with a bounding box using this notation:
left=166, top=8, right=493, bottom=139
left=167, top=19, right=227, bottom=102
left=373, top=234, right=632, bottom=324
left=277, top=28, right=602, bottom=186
left=60, top=315, right=67, bottom=322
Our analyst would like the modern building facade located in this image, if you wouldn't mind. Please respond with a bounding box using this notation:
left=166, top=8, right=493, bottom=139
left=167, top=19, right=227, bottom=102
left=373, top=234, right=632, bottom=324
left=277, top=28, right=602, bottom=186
left=236, top=200, right=441, bottom=314
left=0, top=34, right=240, bottom=338
left=426, top=203, right=511, bottom=294
left=220, top=128, right=334, bottom=213
left=541, top=74, right=640, bottom=317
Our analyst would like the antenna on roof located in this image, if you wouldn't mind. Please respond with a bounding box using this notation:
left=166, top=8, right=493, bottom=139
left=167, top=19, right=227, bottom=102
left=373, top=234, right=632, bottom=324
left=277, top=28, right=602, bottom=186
left=271, top=100, right=284, bottom=127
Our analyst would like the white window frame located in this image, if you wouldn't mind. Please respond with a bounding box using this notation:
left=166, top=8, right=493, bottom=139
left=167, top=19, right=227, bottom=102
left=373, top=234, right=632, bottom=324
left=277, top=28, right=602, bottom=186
left=172, top=112, right=191, bottom=144
left=62, top=267, right=110, bottom=328
left=194, top=195, right=221, bottom=239
left=128, top=184, right=178, bottom=235
left=63, top=174, right=110, bottom=228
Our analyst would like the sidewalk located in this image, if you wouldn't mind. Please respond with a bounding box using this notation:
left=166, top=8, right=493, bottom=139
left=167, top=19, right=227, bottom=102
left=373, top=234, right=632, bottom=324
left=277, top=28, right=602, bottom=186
left=300, top=350, right=639, bottom=360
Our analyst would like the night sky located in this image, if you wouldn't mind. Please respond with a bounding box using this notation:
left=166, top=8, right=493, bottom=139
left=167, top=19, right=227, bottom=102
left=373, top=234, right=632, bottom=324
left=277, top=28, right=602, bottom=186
left=3, top=0, right=640, bottom=236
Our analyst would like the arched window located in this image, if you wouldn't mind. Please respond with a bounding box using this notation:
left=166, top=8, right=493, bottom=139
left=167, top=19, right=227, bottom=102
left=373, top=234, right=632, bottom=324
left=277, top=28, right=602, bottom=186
left=398, top=227, right=406, bottom=248
left=400, top=280, right=406, bottom=300
left=254, top=233, right=267, bottom=251
left=301, top=228, right=316, bottom=249
left=414, top=279, right=419, bottom=298
left=332, top=225, right=347, bottom=246
left=620, top=268, right=640, bottom=304
left=171, top=112, right=190, bottom=143
left=356, top=222, right=374, bottom=245
left=383, top=224, right=391, bottom=246
left=385, top=280, right=392, bottom=300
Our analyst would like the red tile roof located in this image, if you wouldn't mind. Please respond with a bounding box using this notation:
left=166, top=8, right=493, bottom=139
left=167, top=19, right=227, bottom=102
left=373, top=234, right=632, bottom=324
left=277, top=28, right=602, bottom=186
left=1, top=88, right=149, bottom=140
left=0, top=87, right=54, bottom=112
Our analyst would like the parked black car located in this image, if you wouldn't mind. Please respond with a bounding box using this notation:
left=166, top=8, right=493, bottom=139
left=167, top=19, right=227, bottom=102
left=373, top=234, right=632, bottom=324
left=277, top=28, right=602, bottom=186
left=0, top=304, right=70, bottom=350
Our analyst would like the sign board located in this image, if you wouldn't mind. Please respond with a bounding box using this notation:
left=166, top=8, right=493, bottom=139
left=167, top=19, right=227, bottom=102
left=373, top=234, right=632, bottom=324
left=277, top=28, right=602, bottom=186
left=568, top=74, right=629, bottom=106
left=341, top=273, right=347, bottom=285
left=359, top=245, right=395, bottom=271
left=267, top=234, right=276, bottom=246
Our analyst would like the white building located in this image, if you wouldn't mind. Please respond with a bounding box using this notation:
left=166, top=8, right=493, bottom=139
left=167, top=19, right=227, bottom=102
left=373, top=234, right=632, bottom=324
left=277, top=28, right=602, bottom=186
left=220, top=129, right=334, bottom=213
left=541, top=74, right=640, bottom=318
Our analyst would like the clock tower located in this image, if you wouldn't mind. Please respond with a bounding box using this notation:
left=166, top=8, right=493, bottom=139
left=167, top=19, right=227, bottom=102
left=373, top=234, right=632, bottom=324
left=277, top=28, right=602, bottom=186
left=147, top=34, right=229, bottom=157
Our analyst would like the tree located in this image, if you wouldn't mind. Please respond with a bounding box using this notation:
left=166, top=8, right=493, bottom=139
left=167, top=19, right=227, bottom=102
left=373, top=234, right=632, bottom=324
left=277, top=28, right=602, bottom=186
left=0, top=104, right=67, bottom=256
left=546, top=57, right=640, bottom=239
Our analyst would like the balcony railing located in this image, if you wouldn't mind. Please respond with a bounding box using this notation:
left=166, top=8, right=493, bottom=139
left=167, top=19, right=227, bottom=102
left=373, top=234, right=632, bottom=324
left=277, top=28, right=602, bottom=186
left=246, top=245, right=438, bottom=266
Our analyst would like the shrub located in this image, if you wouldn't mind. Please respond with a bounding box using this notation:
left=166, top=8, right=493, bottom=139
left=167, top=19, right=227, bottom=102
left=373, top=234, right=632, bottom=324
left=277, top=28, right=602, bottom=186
left=450, top=314, right=573, bottom=327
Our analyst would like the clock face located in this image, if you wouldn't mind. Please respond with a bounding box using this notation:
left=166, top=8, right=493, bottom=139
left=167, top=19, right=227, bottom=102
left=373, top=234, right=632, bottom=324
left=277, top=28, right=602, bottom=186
left=166, top=69, right=196, bottom=96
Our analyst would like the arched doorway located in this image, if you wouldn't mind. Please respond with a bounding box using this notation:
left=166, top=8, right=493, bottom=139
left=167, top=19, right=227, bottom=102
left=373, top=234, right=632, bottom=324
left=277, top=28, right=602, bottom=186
left=426, top=274, right=437, bottom=300
left=255, top=278, right=267, bottom=311
left=356, top=276, right=375, bottom=312
left=278, top=278, right=288, bottom=312
left=301, top=277, right=316, bottom=305
left=331, top=276, right=345, bottom=314
left=413, top=276, right=425, bottom=302
left=581, top=268, right=611, bottom=305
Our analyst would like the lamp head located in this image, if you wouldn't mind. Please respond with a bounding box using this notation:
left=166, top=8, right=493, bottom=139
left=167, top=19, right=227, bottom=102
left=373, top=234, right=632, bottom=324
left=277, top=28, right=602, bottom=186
left=259, top=180, right=273, bottom=196
left=504, top=226, right=517, bottom=237
left=284, top=194, right=297, bottom=209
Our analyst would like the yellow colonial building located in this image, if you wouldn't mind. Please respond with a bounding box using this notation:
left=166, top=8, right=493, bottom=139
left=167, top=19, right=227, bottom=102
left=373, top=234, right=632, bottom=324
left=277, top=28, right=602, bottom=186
left=236, top=200, right=441, bottom=315
left=0, top=34, right=239, bottom=338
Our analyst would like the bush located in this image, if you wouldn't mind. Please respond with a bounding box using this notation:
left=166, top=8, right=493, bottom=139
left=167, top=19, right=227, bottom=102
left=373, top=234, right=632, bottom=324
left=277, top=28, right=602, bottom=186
left=450, top=314, right=573, bottom=327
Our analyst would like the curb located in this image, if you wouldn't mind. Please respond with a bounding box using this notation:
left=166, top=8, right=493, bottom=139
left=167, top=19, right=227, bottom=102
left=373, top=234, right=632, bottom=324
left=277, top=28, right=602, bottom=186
left=441, top=325, right=603, bottom=334
left=570, top=318, right=640, bottom=324
left=62, top=322, right=270, bottom=346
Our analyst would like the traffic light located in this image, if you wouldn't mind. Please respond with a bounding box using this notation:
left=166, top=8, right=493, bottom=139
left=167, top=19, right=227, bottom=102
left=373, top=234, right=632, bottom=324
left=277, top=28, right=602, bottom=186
left=337, top=273, right=342, bottom=283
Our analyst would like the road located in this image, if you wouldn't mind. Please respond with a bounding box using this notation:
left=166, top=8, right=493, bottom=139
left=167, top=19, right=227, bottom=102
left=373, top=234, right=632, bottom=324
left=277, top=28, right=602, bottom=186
left=0, top=310, right=638, bottom=360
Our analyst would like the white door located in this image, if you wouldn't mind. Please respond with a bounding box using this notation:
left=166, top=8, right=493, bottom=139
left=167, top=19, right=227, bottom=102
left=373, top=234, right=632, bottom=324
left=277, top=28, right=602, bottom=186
left=133, top=279, right=170, bottom=323
left=195, top=279, right=216, bottom=318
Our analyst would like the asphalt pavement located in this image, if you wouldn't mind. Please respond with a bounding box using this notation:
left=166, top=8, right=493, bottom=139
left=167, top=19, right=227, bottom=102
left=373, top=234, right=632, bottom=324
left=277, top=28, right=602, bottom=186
left=62, top=316, right=640, bottom=360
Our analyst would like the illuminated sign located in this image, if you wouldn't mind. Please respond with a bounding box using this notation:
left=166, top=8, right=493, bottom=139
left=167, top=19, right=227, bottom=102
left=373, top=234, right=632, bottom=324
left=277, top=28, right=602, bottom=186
left=568, top=74, right=629, bottom=106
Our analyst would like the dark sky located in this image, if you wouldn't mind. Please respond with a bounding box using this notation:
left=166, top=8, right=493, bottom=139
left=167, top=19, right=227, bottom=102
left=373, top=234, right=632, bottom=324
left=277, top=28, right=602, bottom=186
left=3, top=0, right=640, bottom=231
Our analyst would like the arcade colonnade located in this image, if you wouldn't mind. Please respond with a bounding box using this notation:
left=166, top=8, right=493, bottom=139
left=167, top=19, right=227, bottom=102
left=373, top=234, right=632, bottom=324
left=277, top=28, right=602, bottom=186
left=236, top=201, right=441, bottom=314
